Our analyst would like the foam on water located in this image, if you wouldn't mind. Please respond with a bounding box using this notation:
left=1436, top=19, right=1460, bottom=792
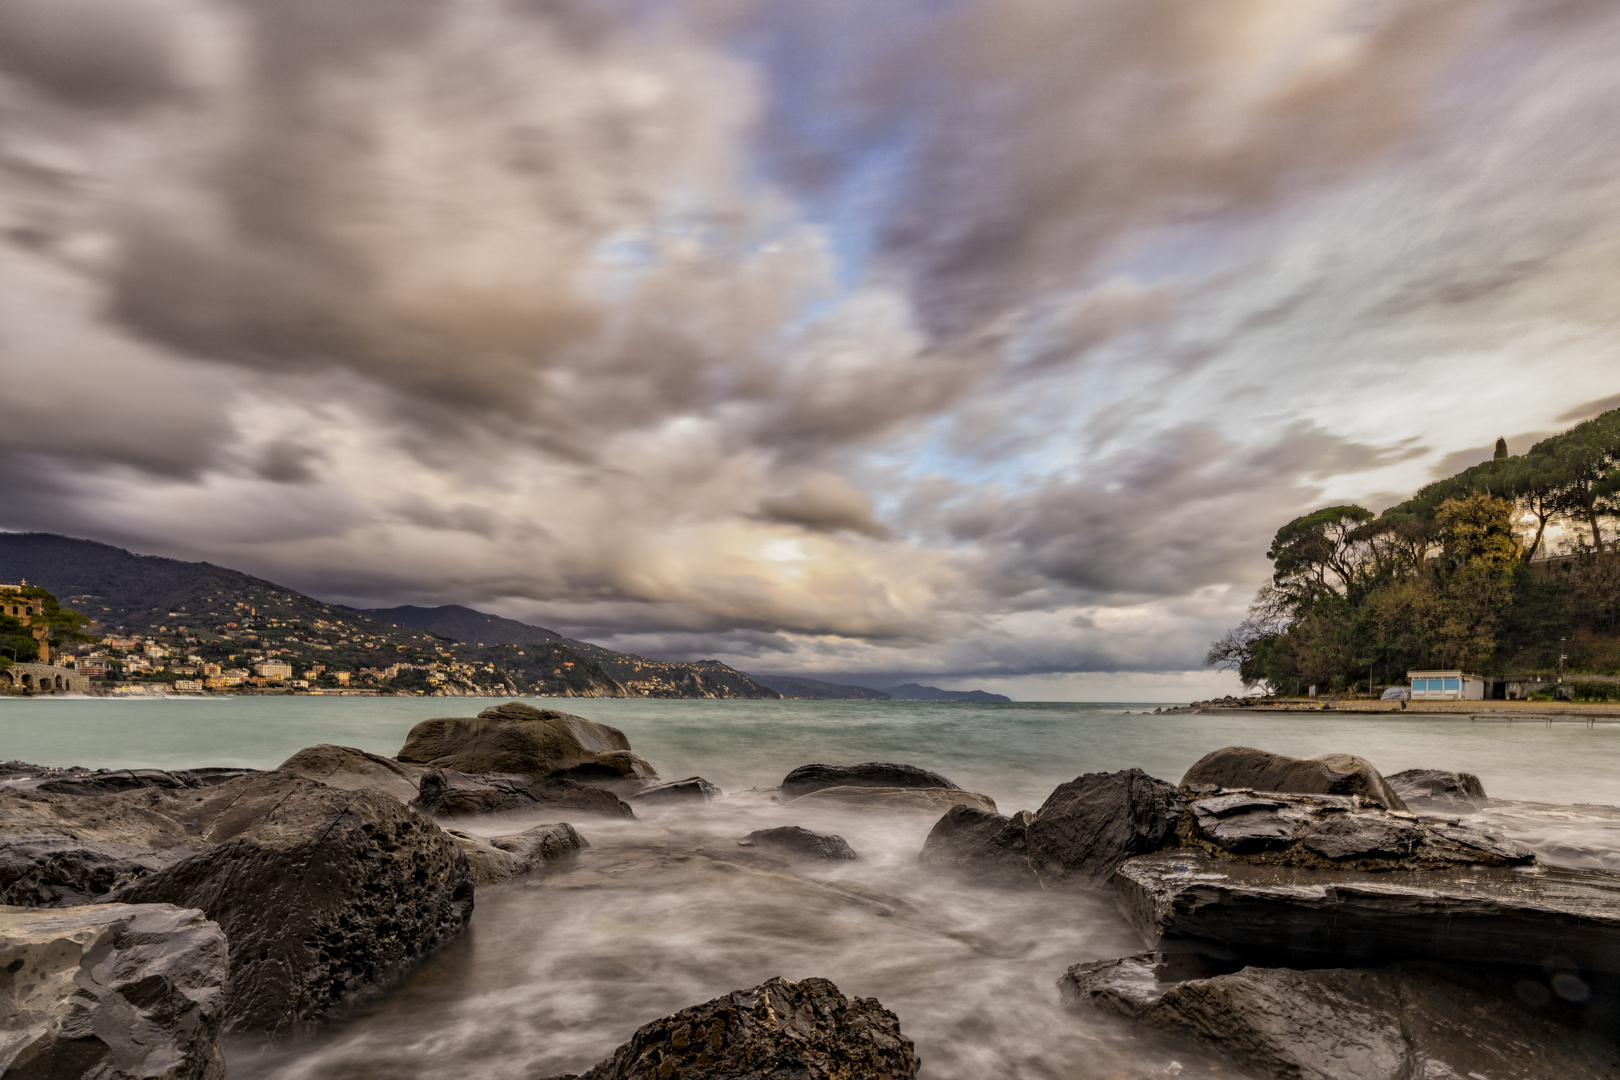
left=6, top=696, right=1620, bottom=1077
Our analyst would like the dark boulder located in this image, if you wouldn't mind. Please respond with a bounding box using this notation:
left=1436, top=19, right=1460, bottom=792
left=540, top=976, right=919, bottom=1080
left=113, top=772, right=476, bottom=1034
left=741, top=826, right=858, bottom=862
left=780, top=762, right=959, bottom=799
left=920, top=769, right=1183, bottom=888
left=1, top=902, right=229, bottom=1080
left=1025, top=769, right=1186, bottom=886
left=1386, top=768, right=1487, bottom=804
left=412, top=768, right=635, bottom=819
left=0, top=833, right=187, bottom=907
left=1115, top=849, right=1620, bottom=973
left=1180, top=747, right=1406, bottom=811
left=628, top=776, right=722, bottom=805
left=278, top=743, right=422, bottom=802
left=397, top=702, right=658, bottom=782
left=918, top=806, right=1034, bottom=881
left=1062, top=951, right=1620, bottom=1080
left=1179, top=790, right=1532, bottom=870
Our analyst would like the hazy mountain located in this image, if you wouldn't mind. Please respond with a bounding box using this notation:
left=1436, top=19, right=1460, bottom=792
left=749, top=675, right=893, bottom=700
left=885, top=683, right=1012, bottom=703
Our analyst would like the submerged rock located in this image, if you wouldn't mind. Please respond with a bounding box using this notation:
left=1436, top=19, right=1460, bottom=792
left=780, top=762, right=960, bottom=799
left=1061, top=951, right=1620, bottom=1080
left=1180, top=747, right=1406, bottom=811
left=540, top=976, right=919, bottom=1080
left=740, top=826, right=858, bottom=862
left=629, top=776, right=722, bottom=805
left=1, top=902, right=229, bottom=1080
left=1115, top=849, right=1620, bottom=973
left=1179, top=790, right=1532, bottom=871
left=792, top=786, right=996, bottom=814
left=397, top=702, right=658, bottom=782
left=412, top=768, right=635, bottom=819
left=278, top=743, right=423, bottom=802
left=921, top=769, right=1182, bottom=888
left=1386, top=768, right=1488, bottom=804
left=448, top=822, right=589, bottom=886
left=113, top=772, right=476, bottom=1034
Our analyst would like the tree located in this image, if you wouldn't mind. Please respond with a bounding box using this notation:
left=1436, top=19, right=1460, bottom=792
left=1266, top=505, right=1376, bottom=607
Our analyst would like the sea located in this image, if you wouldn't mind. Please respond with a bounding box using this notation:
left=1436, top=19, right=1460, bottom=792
left=5, top=696, right=1620, bottom=1079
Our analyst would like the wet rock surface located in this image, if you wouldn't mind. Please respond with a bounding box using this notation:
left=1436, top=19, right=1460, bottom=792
left=741, top=826, right=858, bottom=862
left=0, top=765, right=260, bottom=797
left=1180, top=747, right=1406, bottom=811
left=780, top=762, right=959, bottom=799
left=447, top=822, right=589, bottom=886
left=277, top=743, right=423, bottom=802
left=0, top=833, right=188, bottom=907
left=921, top=769, right=1182, bottom=888
left=110, top=772, right=476, bottom=1034
left=1, top=902, right=229, bottom=1080
left=1179, top=790, right=1533, bottom=870
left=540, top=976, right=919, bottom=1080
left=397, top=702, right=657, bottom=782
left=412, top=768, right=635, bottom=819
left=1061, top=951, right=1620, bottom=1080
left=1386, top=767, right=1487, bottom=804
left=1115, top=848, right=1620, bottom=973
left=629, top=776, right=722, bottom=805
left=790, top=786, right=996, bottom=814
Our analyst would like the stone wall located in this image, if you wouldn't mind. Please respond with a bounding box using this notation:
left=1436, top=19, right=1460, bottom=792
left=0, top=663, right=89, bottom=694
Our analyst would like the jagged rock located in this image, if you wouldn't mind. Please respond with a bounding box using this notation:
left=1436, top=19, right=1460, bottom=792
left=740, top=826, right=858, bottom=862
left=919, top=805, right=1035, bottom=880
left=1, top=902, right=229, bottom=1080
left=780, top=762, right=959, bottom=799
left=412, top=768, right=635, bottom=819
left=1114, top=849, right=1620, bottom=973
left=397, top=702, right=658, bottom=782
left=628, top=777, right=722, bottom=805
left=921, top=770, right=1183, bottom=888
left=791, top=786, right=997, bottom=814
left=1178, top=790, right=1532, bottom=870
left=540, top=976, right=919, bottom=1080
left=278, top=743, right=423, bottom=802
left=1061, top=951, right=1620, bottom=1080
left=0, top=833, right=188, bottom=907
left=1180, top=747, right=1405, bottom=811
left=112, top=772, right=475, bottom=1034
left=1386, top=768, right=1487, bottom=804
left=448, top=823, right=589, bottom=886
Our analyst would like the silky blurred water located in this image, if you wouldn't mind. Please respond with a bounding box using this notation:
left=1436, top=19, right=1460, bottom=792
left=5, top=696, right=1620, bottom=1078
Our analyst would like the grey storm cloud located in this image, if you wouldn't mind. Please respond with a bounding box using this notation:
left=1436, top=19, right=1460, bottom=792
left=2, top=0, right=1619, bottom=688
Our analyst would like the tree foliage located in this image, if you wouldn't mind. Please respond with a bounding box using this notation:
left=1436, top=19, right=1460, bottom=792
left=1210, top=406, right=1620, bottom=692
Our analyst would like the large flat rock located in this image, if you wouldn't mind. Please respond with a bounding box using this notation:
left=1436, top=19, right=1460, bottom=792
left=1, top=902, right=229, bottom=1080
left=397, top=702, right=657, bottom=782
left=1181, top=747, right=1405, bottom=811
left=1061, top=951, right=1620, bottom=1080
left=780, top=762, right=960, bottom=799
left=1115, top=849, right=1620, bottom=973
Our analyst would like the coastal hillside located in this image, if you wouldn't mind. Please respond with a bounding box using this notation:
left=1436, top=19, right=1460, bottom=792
left=750, top=675, right=894, bottom=700
left=0, top=534, right=770, bottom=698
left=372, top=603, right=780, bottom=699
left=886, top=683, right=1013, bottom=703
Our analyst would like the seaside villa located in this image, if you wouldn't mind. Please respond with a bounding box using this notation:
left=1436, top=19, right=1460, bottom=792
left=1405, top=669, right=1489, bottom=701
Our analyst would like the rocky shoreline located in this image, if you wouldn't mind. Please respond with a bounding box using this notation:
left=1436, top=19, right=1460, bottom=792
left=4, top=706, right=1619, bottom=1078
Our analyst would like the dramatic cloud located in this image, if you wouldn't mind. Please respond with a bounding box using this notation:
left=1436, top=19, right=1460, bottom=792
left=2, top=0, right=1619, bottom=695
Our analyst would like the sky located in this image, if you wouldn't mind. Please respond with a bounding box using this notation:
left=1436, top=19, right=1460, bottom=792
left=2, top=0, right=1619, bottom=700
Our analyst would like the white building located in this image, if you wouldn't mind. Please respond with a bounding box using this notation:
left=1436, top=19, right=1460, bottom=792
left=254, top=660, right=294, bottom=680
left=1406, top=670, right=1487, bottom=701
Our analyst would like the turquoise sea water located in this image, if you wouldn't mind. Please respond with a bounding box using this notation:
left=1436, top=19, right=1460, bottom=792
left=4, top=695, right=1618, bottom=808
